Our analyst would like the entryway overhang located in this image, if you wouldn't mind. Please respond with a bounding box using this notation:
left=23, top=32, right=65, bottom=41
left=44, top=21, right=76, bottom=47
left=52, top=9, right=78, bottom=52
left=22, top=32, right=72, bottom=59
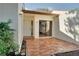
left=22, top=9, right=59, bottom=38
left=22, top=9, right=59, bottom=16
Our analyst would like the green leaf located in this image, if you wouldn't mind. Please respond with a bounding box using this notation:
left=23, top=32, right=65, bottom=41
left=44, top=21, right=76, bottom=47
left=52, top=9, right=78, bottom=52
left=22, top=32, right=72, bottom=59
left=0, top=20, right=18, bottom=55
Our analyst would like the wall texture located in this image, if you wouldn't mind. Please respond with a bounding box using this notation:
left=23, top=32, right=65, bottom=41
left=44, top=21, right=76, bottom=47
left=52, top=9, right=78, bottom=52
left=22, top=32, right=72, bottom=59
left=53, top=11, right=79, bottom=45
left=23, top=15, right=34, bottom=36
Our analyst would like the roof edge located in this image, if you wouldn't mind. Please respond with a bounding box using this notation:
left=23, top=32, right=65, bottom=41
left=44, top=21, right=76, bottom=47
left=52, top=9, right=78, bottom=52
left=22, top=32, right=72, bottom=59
left=22, top=9, right=59, bottom=15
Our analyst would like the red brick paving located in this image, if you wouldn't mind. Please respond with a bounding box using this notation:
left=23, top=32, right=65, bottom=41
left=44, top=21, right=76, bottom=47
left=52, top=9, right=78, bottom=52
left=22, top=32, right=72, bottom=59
left=25, top=37, right=79, bottom=56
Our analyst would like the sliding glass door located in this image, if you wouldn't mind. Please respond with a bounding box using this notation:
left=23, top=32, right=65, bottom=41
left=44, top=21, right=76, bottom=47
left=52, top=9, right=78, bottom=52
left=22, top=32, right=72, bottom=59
left=39, top=20, right=52, bottom=37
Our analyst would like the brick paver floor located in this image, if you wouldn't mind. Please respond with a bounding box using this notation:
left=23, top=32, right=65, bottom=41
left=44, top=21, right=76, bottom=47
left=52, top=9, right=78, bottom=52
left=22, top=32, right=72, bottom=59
left=25, top=37, right=79, bottom=56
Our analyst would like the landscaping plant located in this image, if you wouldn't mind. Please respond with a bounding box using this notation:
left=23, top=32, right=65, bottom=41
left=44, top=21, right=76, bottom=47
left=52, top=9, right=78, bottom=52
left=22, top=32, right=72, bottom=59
left=0, top=20, right=18, bottom=56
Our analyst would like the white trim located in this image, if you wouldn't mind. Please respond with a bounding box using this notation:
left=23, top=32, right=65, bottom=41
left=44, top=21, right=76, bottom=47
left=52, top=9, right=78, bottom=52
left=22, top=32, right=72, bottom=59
left=18, top=12, right=23, bottom=52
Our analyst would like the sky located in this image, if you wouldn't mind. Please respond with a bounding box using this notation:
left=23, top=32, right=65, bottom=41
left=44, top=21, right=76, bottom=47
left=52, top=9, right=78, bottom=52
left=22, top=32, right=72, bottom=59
left=25, top=3, right=79, bottom=10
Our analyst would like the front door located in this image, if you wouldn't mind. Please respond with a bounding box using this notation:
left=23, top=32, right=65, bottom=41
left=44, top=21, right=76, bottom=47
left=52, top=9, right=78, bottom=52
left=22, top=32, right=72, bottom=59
left=39, top=20, right=52, bottom=37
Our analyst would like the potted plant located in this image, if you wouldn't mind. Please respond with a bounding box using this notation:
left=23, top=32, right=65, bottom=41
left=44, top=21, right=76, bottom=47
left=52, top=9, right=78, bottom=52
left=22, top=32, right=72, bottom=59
left=0, top=20, right=18, bottom=56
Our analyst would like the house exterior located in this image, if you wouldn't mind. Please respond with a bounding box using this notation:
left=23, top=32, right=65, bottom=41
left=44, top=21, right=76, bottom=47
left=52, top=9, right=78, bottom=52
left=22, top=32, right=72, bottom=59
left=0, top=3, right=23, bottom=52
left=0, top=3, right=79, bottom=54
left=22, top=9, right=79, bottom=44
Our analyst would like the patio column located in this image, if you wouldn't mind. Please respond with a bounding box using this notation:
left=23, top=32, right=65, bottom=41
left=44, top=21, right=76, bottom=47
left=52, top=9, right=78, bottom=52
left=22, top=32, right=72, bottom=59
left=33, top=19, right=39, bottom=38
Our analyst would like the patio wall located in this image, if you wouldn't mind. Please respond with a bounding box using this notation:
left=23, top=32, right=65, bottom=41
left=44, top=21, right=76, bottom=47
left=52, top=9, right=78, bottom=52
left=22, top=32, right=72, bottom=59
left=53, top=12, right=79, bottom=45
left=23, top=15, right=34, bottom=36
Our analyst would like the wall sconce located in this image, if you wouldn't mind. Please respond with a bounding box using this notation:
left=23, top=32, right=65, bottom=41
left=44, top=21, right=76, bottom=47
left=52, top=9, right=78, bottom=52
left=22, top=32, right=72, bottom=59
left=19, top=11, right=23, bottom=15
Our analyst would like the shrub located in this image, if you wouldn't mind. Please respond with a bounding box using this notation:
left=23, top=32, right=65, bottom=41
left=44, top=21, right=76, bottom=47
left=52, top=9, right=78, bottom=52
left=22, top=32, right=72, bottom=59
left=0, top=20, right=18, bottom=55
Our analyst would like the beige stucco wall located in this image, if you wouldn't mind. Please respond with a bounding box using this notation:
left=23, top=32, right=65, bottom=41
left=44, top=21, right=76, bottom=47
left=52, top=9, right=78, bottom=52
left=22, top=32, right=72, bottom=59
left=23, top=15, right=34, bottom=36
left=23, top=14, right=54, bottom=38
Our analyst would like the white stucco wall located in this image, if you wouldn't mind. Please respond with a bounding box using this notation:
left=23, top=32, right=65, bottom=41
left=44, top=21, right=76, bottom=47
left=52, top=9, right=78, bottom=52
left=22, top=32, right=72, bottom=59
left=59, top=11, right=79, bottom=44
left=53, top=11, right=79, bottom=45
left=18, top=3, right=24, bottom=52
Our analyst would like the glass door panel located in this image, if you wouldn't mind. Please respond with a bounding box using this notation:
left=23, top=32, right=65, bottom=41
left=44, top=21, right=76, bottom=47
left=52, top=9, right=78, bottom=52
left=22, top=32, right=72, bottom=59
left=39, top=20, right=52, bottom=36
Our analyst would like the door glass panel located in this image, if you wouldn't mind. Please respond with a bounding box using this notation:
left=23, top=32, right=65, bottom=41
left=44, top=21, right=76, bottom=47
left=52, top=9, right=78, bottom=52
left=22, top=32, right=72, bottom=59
left=39, top=20, right=52, bottom=36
